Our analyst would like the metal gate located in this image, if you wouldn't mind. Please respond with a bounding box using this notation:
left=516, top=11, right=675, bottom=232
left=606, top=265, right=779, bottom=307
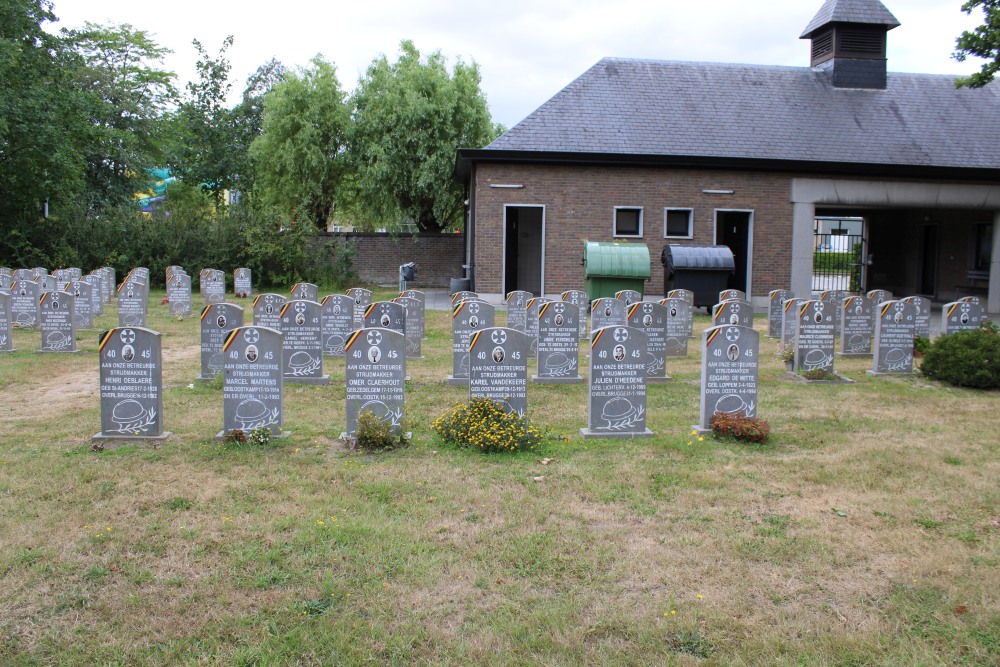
left=812, top=227, right=865, bottom=293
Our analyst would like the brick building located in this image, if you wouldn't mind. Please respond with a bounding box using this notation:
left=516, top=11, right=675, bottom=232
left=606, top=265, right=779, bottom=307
left=456, top=0, right=1000, bottom=311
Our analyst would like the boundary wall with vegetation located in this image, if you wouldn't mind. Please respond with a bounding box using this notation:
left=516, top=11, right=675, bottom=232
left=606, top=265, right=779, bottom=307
left=315, top=232, right=465, bottom=287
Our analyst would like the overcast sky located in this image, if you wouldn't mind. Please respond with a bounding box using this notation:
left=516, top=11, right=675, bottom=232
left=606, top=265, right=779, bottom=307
left=49, top=0, right=986, bottom=128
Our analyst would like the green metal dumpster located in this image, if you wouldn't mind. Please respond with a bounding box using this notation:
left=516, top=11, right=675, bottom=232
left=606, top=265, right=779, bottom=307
left=582, top=241, right=651, bottom=302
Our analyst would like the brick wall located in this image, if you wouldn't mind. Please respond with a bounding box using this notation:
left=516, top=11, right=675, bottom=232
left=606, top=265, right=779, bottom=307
left=316, top=232, right=465, bottom=287
left=471, top=163, right=794, bottom=297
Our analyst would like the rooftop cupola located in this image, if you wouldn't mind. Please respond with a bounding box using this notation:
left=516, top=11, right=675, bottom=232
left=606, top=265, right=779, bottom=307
left=800, top=0, right=900, bottom=89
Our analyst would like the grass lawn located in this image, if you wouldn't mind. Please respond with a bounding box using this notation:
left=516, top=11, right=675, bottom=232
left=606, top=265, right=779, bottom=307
left=1, top=288, right=998, bottom=665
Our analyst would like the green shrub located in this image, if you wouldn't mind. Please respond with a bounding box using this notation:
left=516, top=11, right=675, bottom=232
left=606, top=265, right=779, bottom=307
left=921, top=324, right=1000, bottom=389
left=353, top=409, right=408, bottom=451
left=432, top=398, right=541, bottom=453
left=710, top=411, right=770, bottom=444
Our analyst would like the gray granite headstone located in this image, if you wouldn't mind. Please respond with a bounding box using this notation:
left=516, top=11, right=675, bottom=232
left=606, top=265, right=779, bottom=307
left=628, top=301, right=670, bottom=381
left=470, top=327, right=529, bottom=415
left=253, top=293, right=287, bottom=330
left=279, top=299, right=328, bottom=385
left=220, top=326, right=284, bottom=437
left=234, top=268, right=252, bottom=298
left=38, top=291, right=78, bottom=353
left=199, top=303, right=244, bottom=380
left=347, top=288, right=372, bottom=330
left=581, top=325, right=652, bottom=438
left=101, top=267, right=115, bottom=302
left=0, top=291, right=13, bottom=352
left=819, top=290, right=846, bottom=335
left=839, top=296, right=873, bottom=357
left=68, top=268, right=82, bottom=281
left=712, top=299, right=752, bottom=329
left=0, top=274, right=11, bottom=291
left=451, top=290, right=478, bottom=305
left=81, top=275, right=103, bottom=317
left=902, top=296, right=931, bottom=339
left=615, top=289, right=642, bottom=308
left=871, top=300, right=916, bottom=375
left=958, top=296, right=981, bottom=306
left=392, top=295, right=423, bottom=358
left=201, top=269, right=225, bottom=304
left=793, top=300, right=836, bottom=374
left=37, top=275, right=56, bottom=293
left=719, top=289, right=746, bottom=303
left=320, top=294, right=354, bottom=356
left=668, top=289, right=696, bottom=337
left=524, top=297, right=549, bottom=357
left=167, top=273, right=193, bottom=316
left=11, top=280, right=40, bottom=328
left=941, top=301, right=984, bottom=334
left=66, top=280, right=94, bottom=329
left=697, top=325, right=759, bottom=433
left=31, top=267, right=47, bottom=279
left=767, top=290, right=793, bottom=338
left=561, top=289, right=588, bottom=339
left=590, top=297, right=627, bottom=333
left=867, top=289, right=893, bottom=308
left=505, top=290, right=532, bottom=331
left=660, top=297, right=690, bottom=357
left=362, top=301, right=406, bottom=339
left=533, top=301, right=582, bottom=383
left=117, top=278, right=147, bottom=328
left=449, top=299, right=496, bottom=384
left=94, top=327, right=168, bottom=441
left=291, top=281, right=319, bottom=302
left=399, top=289, right=426, bottom=339
left=344, top=328, right=406, bottom=437
left=13, top=269, right=33, bottom=281
left=781, top=298, right=804, bottom=350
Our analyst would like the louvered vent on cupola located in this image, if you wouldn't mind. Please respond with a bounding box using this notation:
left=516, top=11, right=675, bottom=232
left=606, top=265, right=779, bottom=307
left=800, top=0, right=900, bottom=89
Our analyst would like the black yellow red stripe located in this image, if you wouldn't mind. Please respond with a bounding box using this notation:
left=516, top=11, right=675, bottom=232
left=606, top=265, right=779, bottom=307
left=39, top=292, right=50, bottom=306
left=539, top=302, right=552, bottom=319
left=946, top=303, right=959, bottom=318
left=223, top=328, right=240, bottom=352
left=784, top=299, right=796, bottom=313
left=844, top=297, right=855, bottom=309
left=452, top=303, right=464, bottom=319
left=627, top=303, right=639, bottom=319
left=470, top=330, right=483, bottom=351
left=279, top=303, right=290, bottom=318
left=881, top=303, right=892, bottom=319
left=592, top=328, right=606, bottom=348
left=253, top=294, right=262, bottom=308
left=707, top=328, right=721, bottom=346
left=200, top=305, right=211, bottom=320
left=364, top=303, right=376, bottom=319
left=344, top=330, right=363, bottom=352
left=99, top=329, right=116, bottom=353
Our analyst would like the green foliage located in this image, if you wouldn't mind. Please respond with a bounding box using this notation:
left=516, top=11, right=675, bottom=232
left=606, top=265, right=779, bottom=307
left=920, top=325, right=1000, bottom=389
left=349, top=40, right=501, bottom=232
left=913, top=335, right=931, bottom=357
left=954, top=0, right=1000, bottom=87
left=230, top=57, right=287, bottom=194
left=710, top=411, right=770, bottom=444
left=812, top=251, right=852, bottom=273
left=433, top=398, right=542, bottom=453
left=802, top=368, right=838, bottom=381
left=353, top=409, right=409, bottom=452
left=250, top=56, right=350, bottom=229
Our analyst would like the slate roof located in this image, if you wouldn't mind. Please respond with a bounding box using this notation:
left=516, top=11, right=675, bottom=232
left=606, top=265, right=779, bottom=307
left=483, top=58, right=1000, bottom=172
left=800, top=0, right=900, bottom=38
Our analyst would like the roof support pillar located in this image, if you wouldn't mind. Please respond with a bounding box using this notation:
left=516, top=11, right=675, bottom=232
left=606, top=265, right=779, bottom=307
left=989, top=211, right=1000, bottom=315
left=791, top=201, right=816, bottom=299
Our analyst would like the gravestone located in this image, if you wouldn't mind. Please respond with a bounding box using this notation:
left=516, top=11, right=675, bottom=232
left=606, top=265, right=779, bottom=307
left=781, top=298, right=804, bottom=350
left=68, top=268, right=82, bottom=282
left=362, top=301, right=406, bottom=338
left=712, top=299, right=752, bottom=329
left=343, top=328, right=406, bottom=437
left=291, top=281, right=318, bottom=302
left=166, top=273, right=193, bottom=316
left=533, top=301, right=582, bottom=383
left=279, top=299, right=328, bottom=385
left=66, top=280, right=94, bottom=329
left=561, top=289, right=588, bottom=339
left=81, top=275, right=103, bottom=317
left=524, top=297, right=549, bottom=357
left=31, top=267, right=47, bottom=279
left=234, top=268, right=252, bottom=298
left=93, top=327, right=169, bottom=441
left=117, top=278, right=147, bottom=328
left=660, top=297, right=691, bottom=357
left=200, top=269, right=225, bottom=304
left=13, top=269, right=33, bottom=281
left=719, top=289, right=746, bottom=303
left=451, top=290, right=478, bottom=304
left=470, top=327, right=529, bottom=415
left=581, top=326, right=652, bottom=438
left=37, top=275, right=56, bottom=293
left=696, top=325, right=759, bottom=433
left=392, top=295, right=423, bottom=358
left=449, top=299, right=496, bottom=384
left=320, top=294, right=354, bottom=356
left=220, top=326, right=284, bottom=437
left=10, top=280, right=39, bottom=328
left=53, top=269, right=70, bottom=284
left=347, top=288, right=372, bottom=331
left=628, top=301, right=670, bottom=381
left=0, top=291, right=13, bottom=352
left=199, top=303, right=244, bottom=380
left=941, top=301, right=984, bottom=334
left=505, top=290, right=532, bottom=331
left=839, top=296, right=874, bottom=356
left=958, top=296, right=981, bottom=305
left=867, top=289, right=893, bottom=306
left=399, top=289, right=426, bottom=339
left=253, top=293, right=287, bottom=330
left=767, top=290, right=793, bottom=338
left=902, top=296, right=931, bottom=339
left=819, top=290, right=845, bottom=335
left=668, top=289, right=696, bottom=337
left=38, top=291, right=78, bottom=353
left=590, top=297, right=627, bottom=333
left=871, top=300, right=916, bottom=375
left=615, top=289, right=642, bottom=308
left=0, top=273, right=11, bottom=291
left=101, top=267, right=115, bottom=302
left=793, top=300, right=836, bottom=374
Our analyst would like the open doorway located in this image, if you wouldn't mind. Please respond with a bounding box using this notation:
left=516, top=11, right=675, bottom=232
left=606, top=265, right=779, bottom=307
left=504, top=205, right=544, bottom=296
left=918, top=224, right=938, bottom=297
left=715, top=210, right=753, bottom=296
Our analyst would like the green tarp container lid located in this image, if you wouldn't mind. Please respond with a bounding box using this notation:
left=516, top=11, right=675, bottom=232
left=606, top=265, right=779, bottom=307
left=582, top=242, right=651, bottom=278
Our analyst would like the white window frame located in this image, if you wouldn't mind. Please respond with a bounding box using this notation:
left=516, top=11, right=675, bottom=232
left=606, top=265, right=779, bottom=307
left=663, top=208, right=694, bottom=239
left=613, top=206, right=643, bottom=238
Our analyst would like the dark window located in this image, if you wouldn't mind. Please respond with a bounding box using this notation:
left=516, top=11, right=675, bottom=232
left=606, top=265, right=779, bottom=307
left=974, top=223, right=993, bottom=273
left=664, top=209, right=693, bottom=238
left=614, top=208, right=642, bottom=237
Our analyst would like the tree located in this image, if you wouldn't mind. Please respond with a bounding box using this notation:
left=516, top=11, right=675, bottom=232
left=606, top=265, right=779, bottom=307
left=231, top=57, right=287, bottom=194
left=249, top=56, right=349, bottom=229
left=63, top=22, right=176, bottom=211
left=349, top=40, right=500, bottom=233
left=954, top=0, right=1000, bottom=87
